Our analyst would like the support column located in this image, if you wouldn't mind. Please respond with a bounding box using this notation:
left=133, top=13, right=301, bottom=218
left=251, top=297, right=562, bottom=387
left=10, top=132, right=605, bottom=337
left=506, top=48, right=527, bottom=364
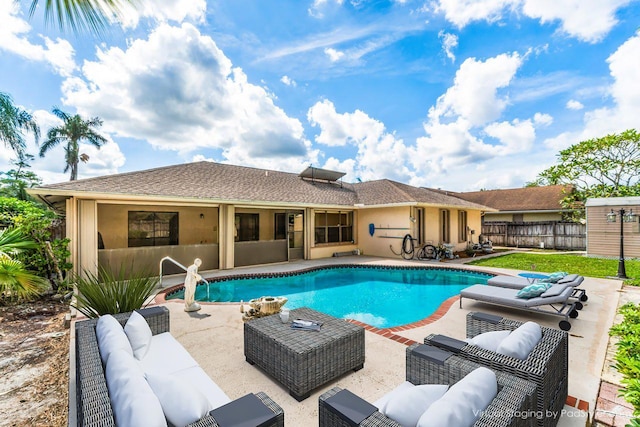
left=78, top=200, right=98, bottom=277
left=219, top=205, right=235, bottom=269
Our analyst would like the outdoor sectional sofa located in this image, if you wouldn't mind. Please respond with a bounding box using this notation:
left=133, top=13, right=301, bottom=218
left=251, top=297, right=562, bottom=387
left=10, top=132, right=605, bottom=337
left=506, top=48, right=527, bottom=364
left=74, top=306, right=284, bottom=427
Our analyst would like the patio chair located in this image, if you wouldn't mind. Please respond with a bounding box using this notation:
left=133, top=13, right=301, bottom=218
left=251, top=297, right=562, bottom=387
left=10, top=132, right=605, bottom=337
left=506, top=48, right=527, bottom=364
left=459, top=283, right=579, bottom=330
left=424, top=312, right=569, bottom=427
left=488, top=274, right=588, bottom=307
left=319, top=343, right=536, bottom=427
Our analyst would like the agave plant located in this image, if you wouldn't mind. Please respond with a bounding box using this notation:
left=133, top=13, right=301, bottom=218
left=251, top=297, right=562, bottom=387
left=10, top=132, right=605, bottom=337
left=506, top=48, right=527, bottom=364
left=71, top=265, right=159, bottom=318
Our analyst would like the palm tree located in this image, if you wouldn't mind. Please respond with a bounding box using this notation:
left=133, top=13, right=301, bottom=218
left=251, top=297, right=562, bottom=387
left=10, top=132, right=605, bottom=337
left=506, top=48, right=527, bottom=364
left=27, top=0, right=137, bottom=34
left=0, top=228, right=49, bottom=301
left=0, top=92, right=40, bottom=160
left=39, top=108, right=108, bottom=181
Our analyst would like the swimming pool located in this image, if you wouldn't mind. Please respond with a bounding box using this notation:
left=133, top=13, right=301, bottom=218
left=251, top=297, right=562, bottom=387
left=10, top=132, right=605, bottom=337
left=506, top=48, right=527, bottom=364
left=166, top=265, right=491, bottom=328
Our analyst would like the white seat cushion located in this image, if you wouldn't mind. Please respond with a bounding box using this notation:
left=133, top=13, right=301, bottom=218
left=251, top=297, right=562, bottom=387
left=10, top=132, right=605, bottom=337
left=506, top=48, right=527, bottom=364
left=105, top=348, right=166, bottom=427
left=141, top=332, right=199, bottom=375
left=383, top=383, right=449, bottom=427
left=96, top=314, right=133, bottom=365
left=496, top=321, right=542, bottom=360
left=417, top=367, right=497, bottom=427
left=465, top=330, right=511, bottom=352
left=124, top=310, right=153, bottom=360
left=146, top=372, right=212, bottom=427
left=373, top=381, right=415, bottom=413
left=170, top=366, right=231, bottom=410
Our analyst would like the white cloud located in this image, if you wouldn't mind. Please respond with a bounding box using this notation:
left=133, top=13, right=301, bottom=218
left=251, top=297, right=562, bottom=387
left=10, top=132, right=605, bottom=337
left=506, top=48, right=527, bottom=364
left=483, top=118, right=536, bottom=154
left=325, top=47, right=345, bottom=62
left=431, top=52, right=523, bottom=126
left=61, top=23, right=311, bottom=171
left=566, top=100, right=584, bottom=110
left=307, top=99, right=412, bottom=182
left=434, top=0, right=632, bottom=42
left=116, top=0, right=207, bottom=29
left=533, top=112, right=553, bottom=126
left=280, top=75, right=297, bottom=86
left=308, top=0, right=344, bottom=18
left=438, top=31, right=458, bottom=62
left=0, top=1, right=76, bottom=77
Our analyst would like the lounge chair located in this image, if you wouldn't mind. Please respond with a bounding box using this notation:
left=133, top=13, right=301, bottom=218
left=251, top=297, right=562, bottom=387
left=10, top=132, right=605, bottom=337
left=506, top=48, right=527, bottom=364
left=487, top=273, right=588, bottom=308
left=318, top=342, right=537, bottom=427
left=424, top=312, right=568, bottom=427
left=459, top=283, right=579, bottom=330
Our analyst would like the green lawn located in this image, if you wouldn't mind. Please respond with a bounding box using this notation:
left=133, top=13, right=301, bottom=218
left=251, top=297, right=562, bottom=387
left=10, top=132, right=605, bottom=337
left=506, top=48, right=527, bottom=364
left=467, top=252, right=640, bottom=284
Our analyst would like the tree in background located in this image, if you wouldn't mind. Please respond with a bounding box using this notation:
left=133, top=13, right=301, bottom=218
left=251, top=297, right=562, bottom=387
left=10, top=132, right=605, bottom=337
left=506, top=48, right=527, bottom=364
left=0, top=92, right=40, bottom=161
left=0, top=155, right=42, bottom=201
left=535, top=129, right=640, bottom=218
left=27, top=0, right=137, bottom=34
left=39, top=108, right=107, bottom=181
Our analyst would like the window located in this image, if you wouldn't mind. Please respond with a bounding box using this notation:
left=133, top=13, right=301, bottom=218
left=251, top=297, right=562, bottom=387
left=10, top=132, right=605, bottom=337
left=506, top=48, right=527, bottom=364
left=274, top=213, right=286, bottom=240
left=440, top=209, right=450, bottom=243
left=315, top=211, right=353, bottom=244
left=128, top=211, right=178, bottom=247
left=458, top=211, right=468, bottom=243
left=513, top=214, right=524, bottom=223
left=235, top=213, right=259, bottom=241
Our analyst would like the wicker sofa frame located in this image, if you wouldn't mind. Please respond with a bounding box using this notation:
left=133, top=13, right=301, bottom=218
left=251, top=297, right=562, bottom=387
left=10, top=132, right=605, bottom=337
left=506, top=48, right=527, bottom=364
left=424, top=312, right=568, bottom=427
left=319, top=342, right=537, bottom=427
left=74, top=306, right=284, bottom=427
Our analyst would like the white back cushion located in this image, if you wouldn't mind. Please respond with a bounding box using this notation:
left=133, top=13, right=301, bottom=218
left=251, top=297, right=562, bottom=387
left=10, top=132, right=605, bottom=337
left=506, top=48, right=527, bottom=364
left=141, top=332, right=199, bottom=375
left=384, top=384, right=449, bottom=427
left=173, top=366, right=231, bottom=410
left=496, top=321, right=542, bottom=360
left=373, top=381, right=415, bottom=413
left=124, top=310, right=153, bottom=360
left=417, top=367, right=497, bottom=427
left=96, top=314, right=133, bottom=365
left=105, top=348, right=166, bottom=427
left=146, top=372, right=211, bottom=427
left=466, top=330, right=511, bottom=352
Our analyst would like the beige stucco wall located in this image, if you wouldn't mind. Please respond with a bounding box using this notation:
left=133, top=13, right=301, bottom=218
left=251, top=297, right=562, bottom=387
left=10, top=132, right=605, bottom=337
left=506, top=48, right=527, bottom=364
left=484, top=212, right=563, bottom=222
left=97, top=204, right=219, bottom=249
left=357, top=206, right=411, bottom=257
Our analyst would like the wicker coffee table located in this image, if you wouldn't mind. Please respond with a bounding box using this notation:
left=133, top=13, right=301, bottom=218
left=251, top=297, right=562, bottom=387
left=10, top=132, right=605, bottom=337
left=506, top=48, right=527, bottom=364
left=244, top=307, right=365, bottom=401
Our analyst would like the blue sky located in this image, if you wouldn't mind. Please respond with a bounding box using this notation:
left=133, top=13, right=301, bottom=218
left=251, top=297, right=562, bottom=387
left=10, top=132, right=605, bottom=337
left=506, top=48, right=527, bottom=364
left=1, top=0, right=639, bottom=191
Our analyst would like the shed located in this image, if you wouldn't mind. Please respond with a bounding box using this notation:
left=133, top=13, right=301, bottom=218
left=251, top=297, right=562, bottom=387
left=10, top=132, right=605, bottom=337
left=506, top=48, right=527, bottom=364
left=586, top=197, right=640, bottom=259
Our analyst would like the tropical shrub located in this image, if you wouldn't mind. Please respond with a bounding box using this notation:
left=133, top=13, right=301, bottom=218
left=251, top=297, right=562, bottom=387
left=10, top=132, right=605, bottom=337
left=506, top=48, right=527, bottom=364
left=0, top=228, right=49, bottom=301
left=609, top=302, right=640, bottom=424
left=0, top=197, right=71, bottom=288
left=71, top=265, right=159, bottom=318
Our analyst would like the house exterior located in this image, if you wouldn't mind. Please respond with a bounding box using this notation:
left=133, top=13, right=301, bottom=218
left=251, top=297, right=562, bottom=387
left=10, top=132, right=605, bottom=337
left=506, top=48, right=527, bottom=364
left=586, top=197, right=640, bottom=259
left=452, top=185, right=575, bottom=223
left=29, top=161, right=493, bottom=278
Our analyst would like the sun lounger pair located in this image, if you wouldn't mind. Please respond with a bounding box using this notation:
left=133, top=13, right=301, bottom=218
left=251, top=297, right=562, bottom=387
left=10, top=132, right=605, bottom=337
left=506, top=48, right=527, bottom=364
left=460, top=283, right=579, bottom=330
left=488, top=273, right=588, bottom=308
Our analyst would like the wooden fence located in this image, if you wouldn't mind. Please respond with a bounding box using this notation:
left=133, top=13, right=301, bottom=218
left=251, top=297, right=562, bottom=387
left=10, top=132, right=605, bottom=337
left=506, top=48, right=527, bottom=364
left=481, top=221, right=586, bottom=250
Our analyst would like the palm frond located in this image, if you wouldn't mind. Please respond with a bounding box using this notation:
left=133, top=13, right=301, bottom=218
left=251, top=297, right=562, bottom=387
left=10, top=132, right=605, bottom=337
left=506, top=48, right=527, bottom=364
left=29, top=0, right=135, bottom=35
left=0, top=258, right=49, bottom=301
left=0, top=228, right=39, bottom=259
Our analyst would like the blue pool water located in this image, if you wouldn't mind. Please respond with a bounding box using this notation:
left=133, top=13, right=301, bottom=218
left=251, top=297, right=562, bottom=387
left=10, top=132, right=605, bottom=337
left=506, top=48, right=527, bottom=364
left=167, top=266, right=490, bottom=328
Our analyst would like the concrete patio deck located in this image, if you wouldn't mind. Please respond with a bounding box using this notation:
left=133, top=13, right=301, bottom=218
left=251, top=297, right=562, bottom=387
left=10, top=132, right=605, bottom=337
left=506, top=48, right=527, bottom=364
left=158, top=256, right=623, bottom=426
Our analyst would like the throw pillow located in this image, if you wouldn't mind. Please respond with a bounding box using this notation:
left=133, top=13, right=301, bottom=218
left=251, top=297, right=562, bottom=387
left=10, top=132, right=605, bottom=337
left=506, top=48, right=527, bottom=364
left=124, top=310, right=153, bottom=360
left=417, top=367, right=497, bottom=427
left=516, top=283, right=551, bottom=299
left=495, top=321, right=542, bottom=360
left=373, top=381, right=415, bottom=413
left=105, top=349, right=166, bottom=427
left=384, top=384, right=449, bottom=427
left=96, top=314, right=133, bottom=365
left=466, top=330, right=511, bottom=352
left=146, top=373, right=212, bottom=427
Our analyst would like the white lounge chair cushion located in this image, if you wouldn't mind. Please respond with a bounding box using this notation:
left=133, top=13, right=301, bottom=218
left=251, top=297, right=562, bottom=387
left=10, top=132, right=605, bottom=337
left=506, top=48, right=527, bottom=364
left=146, top=372, right=212, bottom=427
left=382, top=383, right=449, bottom=427
left=465, top=330, right=512, bottom=352
left=541, top=284, right=569, bottom=298
left=516, top=283, right=551, bottom=299
left=105, top=348, right=166, bottom=427
left=373, top=380, right=415, bottom=413
left=96, top=314, right=133, bottom=365
left=124, top=310, right=153, bottom=360
left=496, top=321, right=542, bottom=359
left=141, top=332, right=199, bottom=375
left=171, top=366, right=232, bottom=410
left=417, top=367, right=497, bottom=427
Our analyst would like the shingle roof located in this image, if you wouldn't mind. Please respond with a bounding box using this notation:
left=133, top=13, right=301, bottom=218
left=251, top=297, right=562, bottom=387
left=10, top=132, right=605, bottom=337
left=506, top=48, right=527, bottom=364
left=31, top=161, right=492, bottom=210
left=452, top=185, right=573, bottom=211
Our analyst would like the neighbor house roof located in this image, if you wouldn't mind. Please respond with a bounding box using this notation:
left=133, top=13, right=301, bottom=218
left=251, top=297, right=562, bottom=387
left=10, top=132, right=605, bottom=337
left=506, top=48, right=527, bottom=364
left=30, top=161, right=494, bottom=211
left=451, top=185, right=573, bottom=212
